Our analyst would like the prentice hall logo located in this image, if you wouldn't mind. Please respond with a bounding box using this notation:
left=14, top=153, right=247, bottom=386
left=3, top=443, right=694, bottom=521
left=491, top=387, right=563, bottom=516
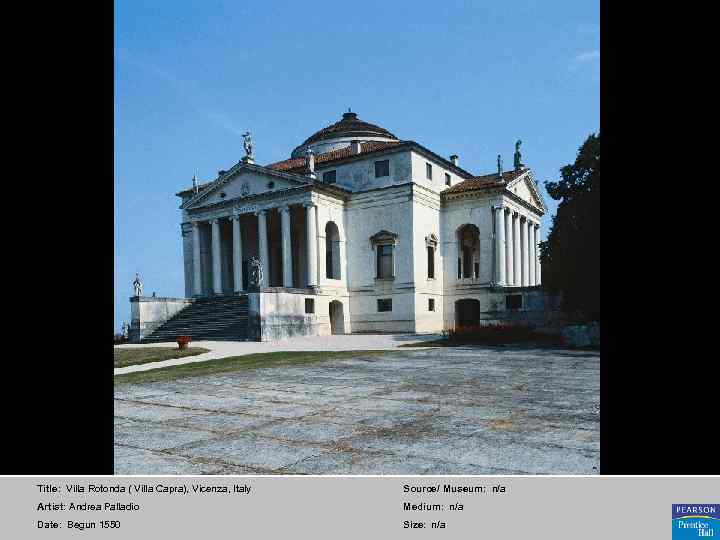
left=673, top=504, right=719, bottom=538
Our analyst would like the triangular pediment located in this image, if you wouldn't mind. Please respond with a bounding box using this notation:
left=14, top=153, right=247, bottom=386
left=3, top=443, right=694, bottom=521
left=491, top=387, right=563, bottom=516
left=182, top=164, right=310, bottom=210
left=506, top=170, right=546, bottom=213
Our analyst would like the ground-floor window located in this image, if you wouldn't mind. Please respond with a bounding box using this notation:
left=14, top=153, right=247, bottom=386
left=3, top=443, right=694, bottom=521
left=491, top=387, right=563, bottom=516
left=305, top=298, right=315, bottom=313
left=428, top=298, right=435, bottom=311
left=505, top=294, right=522, bottom=310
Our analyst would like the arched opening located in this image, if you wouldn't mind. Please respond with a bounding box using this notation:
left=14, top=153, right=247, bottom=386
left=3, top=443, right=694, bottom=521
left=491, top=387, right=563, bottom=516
left=455, top=298, right=480, bottom=328
left=457, top=224, right=480, bottom=279
left=325, top=221, right=341, bottom=279
left=329, top=300, right=345, bottom=334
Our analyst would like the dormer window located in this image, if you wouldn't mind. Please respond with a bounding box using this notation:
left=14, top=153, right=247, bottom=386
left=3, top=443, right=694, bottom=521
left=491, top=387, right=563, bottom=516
left=323, top=170, right=337, bottom=184
left=445, top=173, right=451, bottom=186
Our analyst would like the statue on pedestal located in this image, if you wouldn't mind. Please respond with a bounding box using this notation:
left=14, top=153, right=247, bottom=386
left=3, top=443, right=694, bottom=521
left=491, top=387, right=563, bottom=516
left=121, top=322, right=129, bottom=339
left=248, top=256, right=263, bottom=289
left=132, top=273, right=143, bottom=297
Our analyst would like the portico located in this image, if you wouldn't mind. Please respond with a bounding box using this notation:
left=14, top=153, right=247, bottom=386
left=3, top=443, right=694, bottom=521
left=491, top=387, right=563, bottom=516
left=188, top=201, right=321, bottom=296
left=492, top=206, right=542, bottom=287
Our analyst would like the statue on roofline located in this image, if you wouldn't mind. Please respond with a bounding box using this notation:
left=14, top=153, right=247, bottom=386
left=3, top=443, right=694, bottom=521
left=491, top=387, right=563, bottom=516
left=514, top=140, right=523, bottom=171
left=242, top=131, right=253, bottom=159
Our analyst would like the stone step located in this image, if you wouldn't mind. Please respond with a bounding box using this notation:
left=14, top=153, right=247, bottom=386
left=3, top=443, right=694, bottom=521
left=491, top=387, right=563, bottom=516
left=142, top=295, right=250, bottom=343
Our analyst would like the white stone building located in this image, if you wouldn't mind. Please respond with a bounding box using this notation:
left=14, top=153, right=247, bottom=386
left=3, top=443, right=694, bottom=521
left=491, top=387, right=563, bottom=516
left=132, top=111, right=548, bottom=342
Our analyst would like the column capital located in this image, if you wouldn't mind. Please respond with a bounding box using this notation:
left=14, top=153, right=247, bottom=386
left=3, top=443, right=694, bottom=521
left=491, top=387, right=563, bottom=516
left=255, top=209, right=267, bottom=217
left=209, top=218, right=220, bottom=225
left=303, top=201, right=317, bottom=209
left=230, top=214, right=241, bottom=222
left=191, top=220, right=201, bottom=228
left=278, top=204, right=291, bottom=213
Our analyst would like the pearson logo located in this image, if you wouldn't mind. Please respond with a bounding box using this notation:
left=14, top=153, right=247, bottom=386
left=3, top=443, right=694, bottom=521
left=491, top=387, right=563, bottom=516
left=673, top=504, right=719, bottom=538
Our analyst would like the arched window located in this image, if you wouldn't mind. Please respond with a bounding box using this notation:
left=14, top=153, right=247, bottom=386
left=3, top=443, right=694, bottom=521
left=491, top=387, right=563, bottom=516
left=325, top=221, right=341, bottom=279
left=457, top=224, right=480, bottom=279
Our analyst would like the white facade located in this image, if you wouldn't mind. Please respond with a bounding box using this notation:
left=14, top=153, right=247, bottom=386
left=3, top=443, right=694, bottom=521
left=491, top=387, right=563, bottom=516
left=175, top=113, right=547, bottom=337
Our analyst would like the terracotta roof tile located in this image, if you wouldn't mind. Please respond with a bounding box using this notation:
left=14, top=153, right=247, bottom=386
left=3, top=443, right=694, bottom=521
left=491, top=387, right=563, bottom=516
left=444, top=168, right=526, bottom=194
left=266, top=141, right=401, bottom=173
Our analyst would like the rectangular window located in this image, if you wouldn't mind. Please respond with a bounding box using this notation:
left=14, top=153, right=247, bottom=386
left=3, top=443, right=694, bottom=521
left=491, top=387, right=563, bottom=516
left=376, top=244, right=394, bottom=278
left=445, top=173, right=451, bottom=186
left=377, top=298, right=392, bottom=312
left=322, top=170, right=336, bottom=184
left=427, top=246, right=435, bottom=279
left=474, top=262, right=480, bottom=279
left=428, top=298, right=435, bottom=311
left=305, top=298, right=315, bottom=314
left=426, top=163, right=433, bottom=180
left=506, top=295, right=522, bottom=310
left=375, top=160, right=390, bottom=178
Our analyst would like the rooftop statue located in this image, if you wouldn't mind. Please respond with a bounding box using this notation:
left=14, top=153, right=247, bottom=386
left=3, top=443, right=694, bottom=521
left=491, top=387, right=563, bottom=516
left=514, top=140, right=523, bottom=171
left=497, top=154, right=503, bottom=177
left=242, top=131, right=253, bottom=159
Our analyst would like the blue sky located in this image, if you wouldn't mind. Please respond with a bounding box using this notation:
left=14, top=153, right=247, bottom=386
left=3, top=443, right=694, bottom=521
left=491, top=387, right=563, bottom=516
left=114, top=0, right=599, bottom=332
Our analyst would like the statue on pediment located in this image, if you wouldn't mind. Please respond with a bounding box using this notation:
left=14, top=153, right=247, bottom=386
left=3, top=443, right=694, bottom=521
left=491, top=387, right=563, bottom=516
left=514, top=140, right=523, bottom=171
left=248, top=256, right=263, bottom=288
left=242, top=131, right=253, bottom=159
left=132, top=273, right=143, bottom=297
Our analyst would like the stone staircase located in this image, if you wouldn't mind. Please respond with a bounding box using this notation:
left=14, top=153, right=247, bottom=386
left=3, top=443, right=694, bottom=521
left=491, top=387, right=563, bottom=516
left=142, top=295, right=249, bottom=342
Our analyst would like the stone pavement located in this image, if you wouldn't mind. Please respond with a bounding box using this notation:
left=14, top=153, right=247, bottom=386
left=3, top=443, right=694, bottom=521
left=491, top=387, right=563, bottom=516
left=114, top=334, right=441, bottom=375
left=115, top=346, right=600, bottom=475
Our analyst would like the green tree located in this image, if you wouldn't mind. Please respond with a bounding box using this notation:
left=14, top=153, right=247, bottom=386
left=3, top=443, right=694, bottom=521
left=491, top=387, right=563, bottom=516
left=539, top=133, right=600, bottom=321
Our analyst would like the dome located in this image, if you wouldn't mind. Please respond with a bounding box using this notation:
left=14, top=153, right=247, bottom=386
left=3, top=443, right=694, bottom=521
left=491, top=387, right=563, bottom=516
left=291, top=110, right=399, bottom=158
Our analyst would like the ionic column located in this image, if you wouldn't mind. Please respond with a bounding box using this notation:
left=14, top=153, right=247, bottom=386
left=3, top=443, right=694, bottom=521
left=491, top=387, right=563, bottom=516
left=494, top=206, right=506, bottom=286
left=257, top=210, right=269, bottom=288
left=305, top=203, right=318, bottom=287
left=280, top=205, right=293, bottom=288
left=210, top=219, right=222, bottom=295
left=505, top=208, right=514, bottom=286
left=534, top=224, right=541, bottom=285
left=528, top=221, right=537, bottom=287
left=192, top=221, right=202, bottom=296
left=520, top=217, right=528, bottom=286
left=232, top=215, right=243, bottom=293
left=512, top=212, right=521, bottom=286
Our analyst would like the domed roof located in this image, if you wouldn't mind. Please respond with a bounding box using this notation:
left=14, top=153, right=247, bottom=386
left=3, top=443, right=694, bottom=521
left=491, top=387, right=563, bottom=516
left=291, top=111, right=398, bottom=157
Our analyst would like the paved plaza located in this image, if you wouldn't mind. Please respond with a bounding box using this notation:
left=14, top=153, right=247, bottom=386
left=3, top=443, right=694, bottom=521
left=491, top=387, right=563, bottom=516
left=114, top=345, right=599, bottom=475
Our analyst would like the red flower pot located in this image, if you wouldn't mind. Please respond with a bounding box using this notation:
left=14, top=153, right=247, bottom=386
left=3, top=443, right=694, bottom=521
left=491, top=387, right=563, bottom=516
left=176, top=336, right=191, bottom=350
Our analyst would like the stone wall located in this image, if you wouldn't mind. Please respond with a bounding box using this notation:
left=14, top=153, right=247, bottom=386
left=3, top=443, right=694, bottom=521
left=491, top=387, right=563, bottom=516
left=129, top=297, right=194, bottom=342
left=247, top=288, right=333, bottom=342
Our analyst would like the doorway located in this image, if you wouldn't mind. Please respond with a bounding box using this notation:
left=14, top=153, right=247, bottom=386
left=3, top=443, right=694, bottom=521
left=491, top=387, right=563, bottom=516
left=329, top=300, right=345, bottom=335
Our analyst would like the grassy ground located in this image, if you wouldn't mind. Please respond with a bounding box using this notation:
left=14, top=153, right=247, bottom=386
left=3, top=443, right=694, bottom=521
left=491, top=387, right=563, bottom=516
left=114, top=350, right=391, bottom=385
left=114, top=347, right=211, bottom=368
